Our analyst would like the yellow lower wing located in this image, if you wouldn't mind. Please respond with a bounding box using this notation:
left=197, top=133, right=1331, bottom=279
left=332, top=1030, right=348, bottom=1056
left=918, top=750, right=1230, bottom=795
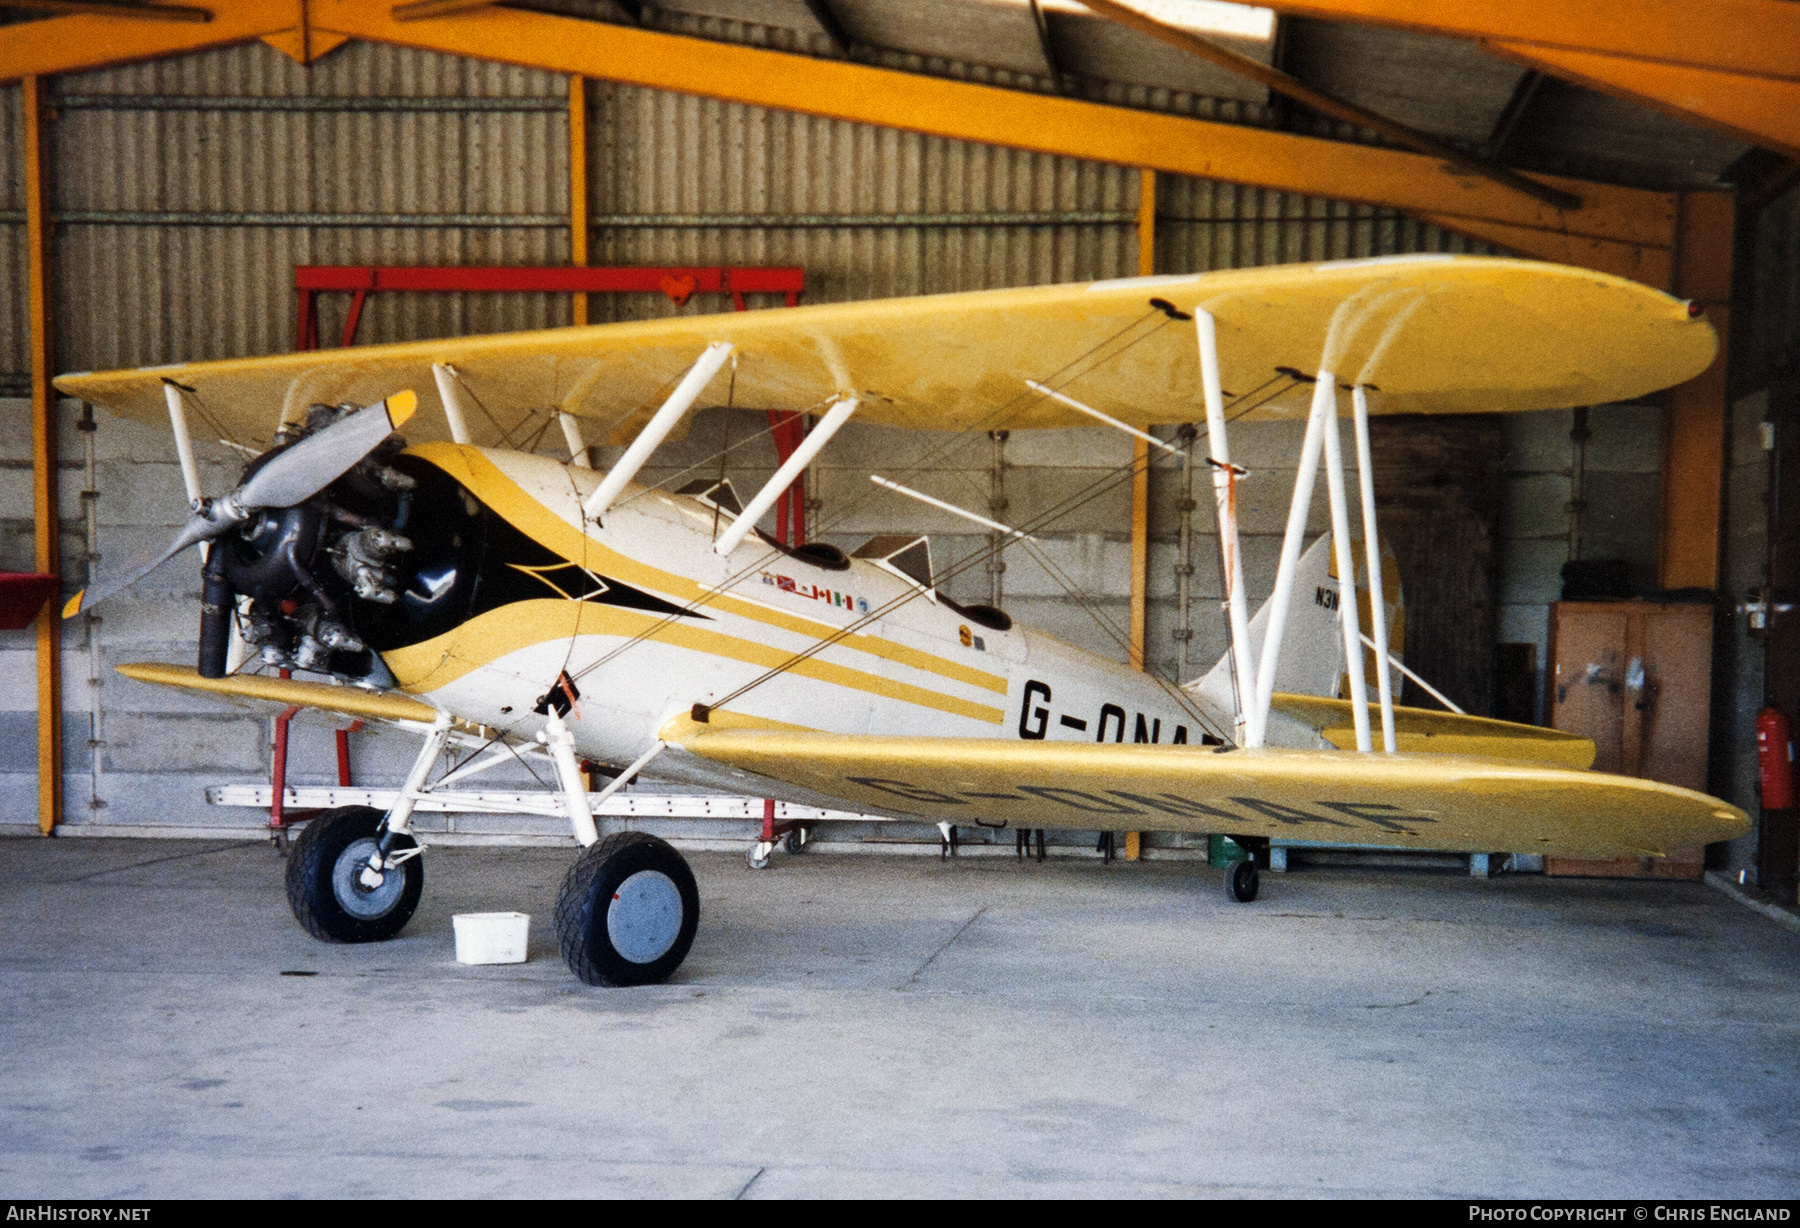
left=116, top=662, right=446, bottom=727
left=1269, top=694, right=1596, bottom=769
left=665, top=722, right=1746, bottom=859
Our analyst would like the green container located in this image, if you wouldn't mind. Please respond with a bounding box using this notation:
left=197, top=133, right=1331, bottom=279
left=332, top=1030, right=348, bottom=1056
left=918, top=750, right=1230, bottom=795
left=1208, top=834, right=1248, bottom=866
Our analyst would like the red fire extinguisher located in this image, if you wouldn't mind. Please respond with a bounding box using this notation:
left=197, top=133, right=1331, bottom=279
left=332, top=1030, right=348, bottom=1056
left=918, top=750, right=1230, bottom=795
left=1757, top=706, right=1795, bottom=810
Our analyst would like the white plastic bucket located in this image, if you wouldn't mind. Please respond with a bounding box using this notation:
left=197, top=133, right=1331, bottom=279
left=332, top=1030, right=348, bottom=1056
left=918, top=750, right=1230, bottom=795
left=453, top=912, right=531, bottom=965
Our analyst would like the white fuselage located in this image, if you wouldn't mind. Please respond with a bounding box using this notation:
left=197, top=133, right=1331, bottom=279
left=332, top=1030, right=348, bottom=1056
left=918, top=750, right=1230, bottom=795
left=398, top=447, right=1226, bottom=808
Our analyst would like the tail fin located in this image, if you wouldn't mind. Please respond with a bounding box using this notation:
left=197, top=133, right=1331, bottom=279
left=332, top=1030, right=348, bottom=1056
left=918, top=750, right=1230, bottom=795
left=1186, top=532, right=1403, bottom=709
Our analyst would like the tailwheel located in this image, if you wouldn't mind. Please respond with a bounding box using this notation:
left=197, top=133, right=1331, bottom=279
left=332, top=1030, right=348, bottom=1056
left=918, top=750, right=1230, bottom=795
left=286, top=806, right=423, bottom=942
left=1224, top=856, right=1260, bottom=904
left=556, top=832, right=699, bottom=987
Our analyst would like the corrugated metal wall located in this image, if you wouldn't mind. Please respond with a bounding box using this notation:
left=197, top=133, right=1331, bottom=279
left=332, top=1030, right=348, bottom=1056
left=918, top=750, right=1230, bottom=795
left=47, top=44, right=570, bottom=373
left=587, top=82, right=1139, bottom=311
left=1156, top=177, right=1492, bottom=270
left=0, top=82, right=24, bottom=388
left=0, top=39, right=1494, bottom=379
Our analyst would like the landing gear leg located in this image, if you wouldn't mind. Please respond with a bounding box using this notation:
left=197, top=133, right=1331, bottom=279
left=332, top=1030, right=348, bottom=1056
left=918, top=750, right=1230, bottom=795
left=285, top=710, right=450, bottom=940
left=356, top=710, right=451, bottom=894
left=539, top=724, right=691, bottom=985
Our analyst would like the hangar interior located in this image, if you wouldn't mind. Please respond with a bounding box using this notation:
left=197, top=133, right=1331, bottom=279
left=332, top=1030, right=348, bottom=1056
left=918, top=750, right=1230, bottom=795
left=3, top=0, right=1800, bottom=1203
left=0, top=3, right=1796, bottom=879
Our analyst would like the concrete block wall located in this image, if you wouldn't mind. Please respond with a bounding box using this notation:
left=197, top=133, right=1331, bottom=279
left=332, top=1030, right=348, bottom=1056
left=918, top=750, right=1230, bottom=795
left=6, top=395, right=1345, bottom=849
left=0, top=396, right=551, bottom=836
left=7, top=390, right=1646, bottom=853
left=1495, top=403, right=1664, bottom=724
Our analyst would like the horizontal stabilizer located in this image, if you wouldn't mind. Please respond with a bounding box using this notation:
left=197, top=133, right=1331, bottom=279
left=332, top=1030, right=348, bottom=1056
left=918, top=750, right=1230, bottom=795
left=1266, top=694, right=1595, bottom=769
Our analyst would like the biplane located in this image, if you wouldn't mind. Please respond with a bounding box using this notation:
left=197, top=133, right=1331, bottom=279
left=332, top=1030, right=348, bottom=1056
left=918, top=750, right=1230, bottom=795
left=57, top=254, right=1749, bottom=987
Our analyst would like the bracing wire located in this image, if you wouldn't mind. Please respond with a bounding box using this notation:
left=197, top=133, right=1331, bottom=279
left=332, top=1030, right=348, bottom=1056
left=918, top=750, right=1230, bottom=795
left=448, top=367, right=524, bottom=451
left=700, top=456, right=1158, bottom=715
left=700, top=435, right=1225, bottom=743
left=1226, top=373, right=1302, bottom=424
left=562, top=309, right=1179, bottom=683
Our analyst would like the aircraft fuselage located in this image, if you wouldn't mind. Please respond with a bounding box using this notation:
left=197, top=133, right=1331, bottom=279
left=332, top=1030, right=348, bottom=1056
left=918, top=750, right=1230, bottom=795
left=366, top=443, right=1223, bottom=811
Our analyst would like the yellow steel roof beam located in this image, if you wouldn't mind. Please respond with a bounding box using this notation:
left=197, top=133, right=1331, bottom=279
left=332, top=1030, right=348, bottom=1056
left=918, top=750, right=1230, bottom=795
left=0, top=3, right=285, bottom=75
left=1485, top=42, right=1800, bottom=163
left=1075, top=0, right=1580, bottom=211
left=1, top=1, right=210, bottom=20
left=1255, top=0, right=1800, bottom=85
left=319, top=3, right=1675, bottom=257
left=0, top=1, right=1682, bottom=274
left=391, top=0, right=496, bottom=20
left=1254, top=0, right=1800, bottom=158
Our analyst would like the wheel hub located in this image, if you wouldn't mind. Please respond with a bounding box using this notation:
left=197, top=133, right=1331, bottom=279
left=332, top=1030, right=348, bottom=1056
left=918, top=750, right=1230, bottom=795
left=332, top=837, right=407, bottom=920
left=605, top=870, right=683, bottom=964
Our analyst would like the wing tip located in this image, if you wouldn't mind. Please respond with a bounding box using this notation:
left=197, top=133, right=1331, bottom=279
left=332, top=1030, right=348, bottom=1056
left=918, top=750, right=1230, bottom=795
left=61, top=590, right=84, bottom=620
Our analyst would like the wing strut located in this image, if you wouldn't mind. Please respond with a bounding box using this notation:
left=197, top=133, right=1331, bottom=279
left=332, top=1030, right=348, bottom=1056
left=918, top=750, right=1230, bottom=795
left=1360, top=632, right=1464, bottom=715
left=1024, top=380, right=1184, bottom=457
left=715, top=395, right=859, bottom=555
left=587, top=341, right=736, bottom=519
left=1321, top=385, right=1372, bottom=753
left=161, top=379, right=205, bottom=507
left=430, top=363, right=474, bottom=445
left=1195, top=310, right=1258, bottom=747
left=1253, top=370, right=1334, bottom=746
left=558, top=412, right=592, bottom=469
left=869, top=475, right=1034, bottom=541
left=1352, top=385, right=1398, bottom=751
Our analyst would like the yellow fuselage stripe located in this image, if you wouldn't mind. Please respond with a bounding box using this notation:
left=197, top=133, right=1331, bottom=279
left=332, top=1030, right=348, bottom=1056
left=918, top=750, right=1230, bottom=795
left=386, top=599, right=1008, bottom=726
left=415, top=443, right=1009, bottom=697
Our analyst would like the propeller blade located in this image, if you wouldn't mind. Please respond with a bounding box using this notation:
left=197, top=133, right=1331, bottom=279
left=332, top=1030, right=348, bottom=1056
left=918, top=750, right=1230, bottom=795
left=62, top=390, right=417, bottom=619
left=62, top=514, right=214, bottom=619
left=236, top=390, right=417, bottom=511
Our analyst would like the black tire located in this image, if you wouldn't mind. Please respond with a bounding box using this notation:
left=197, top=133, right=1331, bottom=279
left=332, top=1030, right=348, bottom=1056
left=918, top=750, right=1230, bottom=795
left=784, top=827, right=807, bottom=855
left=285, top=806, right=423, bottom=943
left=1225, top=857, right=1260, bottom=904
left=555, top=832, right=700, bottom=987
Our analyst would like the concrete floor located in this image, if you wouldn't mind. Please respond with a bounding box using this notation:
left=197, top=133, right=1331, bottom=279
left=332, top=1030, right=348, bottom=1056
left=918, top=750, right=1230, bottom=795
left=1, top=836, right=1796, bottom=1199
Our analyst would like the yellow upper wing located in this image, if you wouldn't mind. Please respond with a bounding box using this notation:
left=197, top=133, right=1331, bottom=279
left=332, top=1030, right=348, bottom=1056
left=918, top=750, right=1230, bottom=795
left=663, top=722, right=1746, bottom=860
left=55, top=256, right=1714, bottom=449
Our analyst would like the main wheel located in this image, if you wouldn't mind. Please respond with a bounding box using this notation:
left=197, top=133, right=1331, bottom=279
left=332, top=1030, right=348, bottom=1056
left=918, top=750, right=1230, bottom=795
left=286, top=806, right=423, bottom=943
left=555, top=832, right=700, bottom=987
left=1224, top=857, right=1260, bottom=904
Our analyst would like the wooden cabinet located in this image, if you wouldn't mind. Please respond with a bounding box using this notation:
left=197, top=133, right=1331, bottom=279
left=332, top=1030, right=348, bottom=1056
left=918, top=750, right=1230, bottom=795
left=1545, top=601, right=1714, bottom=878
